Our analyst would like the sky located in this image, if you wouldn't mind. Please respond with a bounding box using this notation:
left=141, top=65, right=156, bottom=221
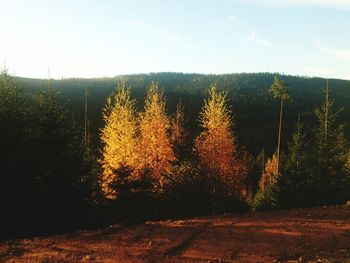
left=0, top=0, right=349, bottom=79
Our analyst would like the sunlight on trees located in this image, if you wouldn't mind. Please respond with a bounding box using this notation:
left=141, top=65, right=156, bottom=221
left=100, top=83, right=138, bottom=198
left=258, top=153, right=278, bottom=193
left=253, top=153, right=279, bottom=210
left=194, top=84, right=246, bottom=191
left=138, top=82, right=175, bottom=184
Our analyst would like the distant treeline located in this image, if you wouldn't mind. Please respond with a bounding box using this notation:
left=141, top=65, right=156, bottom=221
left=17, top=72, right=350, bottom=155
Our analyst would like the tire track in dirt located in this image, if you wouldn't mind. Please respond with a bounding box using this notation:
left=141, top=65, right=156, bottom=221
left=127, top=224, right=158, bottom=243
left=165, top=221, right=212, bottom=258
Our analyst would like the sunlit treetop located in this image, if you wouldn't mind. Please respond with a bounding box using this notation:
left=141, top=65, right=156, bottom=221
left=138, top=82, right=175, bottom=181
left=199, top=84, right=233, bottom=132
left=269, top=76, right=290, bottom=101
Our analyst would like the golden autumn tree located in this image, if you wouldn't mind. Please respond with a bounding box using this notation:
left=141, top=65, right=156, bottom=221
left=138, top=82, right=175, bottom=183
left=194, top=84, right=246, bottom=190
left=100, top=83, right=138, bottom=198
left=253, top=153, right=280, bottom=210
left=258, top=153, right=279, bottom=193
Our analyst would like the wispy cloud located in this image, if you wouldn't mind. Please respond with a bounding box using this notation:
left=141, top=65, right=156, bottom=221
left=238, top=0, right=350, bottom=10
left=248, top=32, right=272, bottom=47
left=317, top=43, right=350, bottom=61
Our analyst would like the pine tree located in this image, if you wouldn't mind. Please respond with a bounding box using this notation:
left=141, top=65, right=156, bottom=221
left=269, top=76, right=290, bottom=175
left=0, top=68, right=31, bottom=222
left=313, top=82, right=350, bottom=204
left=100, top=83, right=138, bottom=198
left=285, top=115, right=306, bottom=176
left=0, top=68, right=28, bottom=131
left=1, top=69, right=96, bottom=233
left=278, top=114, right=310, bottom=208
left=138, top=82, right=175, bottom=185
left=33, top=82, right=97, bottom=210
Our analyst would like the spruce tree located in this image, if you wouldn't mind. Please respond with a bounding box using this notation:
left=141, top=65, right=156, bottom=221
left=33, top=85, right=96, bottom=214
left=312, top=82, right=350, bottom=205
left=1, top=70, right=97, bottom=234
left=278, top=114, right=310, bottom=208
left=0, top=68, right=31, bottom=227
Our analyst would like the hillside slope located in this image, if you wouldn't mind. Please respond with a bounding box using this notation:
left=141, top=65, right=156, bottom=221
left=15, top=72, right=350, bottom=154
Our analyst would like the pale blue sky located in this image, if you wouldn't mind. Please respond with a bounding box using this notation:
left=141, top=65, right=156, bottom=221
left=0, top=0, right=349, bottom=79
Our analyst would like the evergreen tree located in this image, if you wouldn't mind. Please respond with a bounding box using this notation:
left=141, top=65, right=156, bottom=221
left=312, top=82, right=350, bottom=205
left=0, top=68, right=29, bottom=142
left=32, top=85, right=97, bottom=214
left=100, top=84, right=138, bottom=199
left=1, top=71, right=97, bottom=236
left=278, top=114, right=310, bottom=208
left=0, top=68, right=31, bottom=226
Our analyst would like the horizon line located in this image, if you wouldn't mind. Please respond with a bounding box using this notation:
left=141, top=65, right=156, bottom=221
left=11, top=71, right=350, bottom=82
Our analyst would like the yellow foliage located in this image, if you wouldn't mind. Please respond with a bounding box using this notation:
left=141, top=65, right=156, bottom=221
left=194, top=84, right=245, bottom=189
left=138, top=82, right=175, bottom=182
left=100, top=83, right=138, bottom=198
left=259, top=153, right=279, bottom=193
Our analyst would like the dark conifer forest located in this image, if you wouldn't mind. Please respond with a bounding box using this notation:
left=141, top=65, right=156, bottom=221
left=2, top=70, right=350, bottom=239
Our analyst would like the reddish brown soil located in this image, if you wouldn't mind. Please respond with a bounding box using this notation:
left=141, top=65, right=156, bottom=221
left=1, top=206, right=350, bottom=262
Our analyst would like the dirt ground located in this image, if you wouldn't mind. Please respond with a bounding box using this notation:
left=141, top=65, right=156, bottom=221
left=1, top=206, right=350, bottom=263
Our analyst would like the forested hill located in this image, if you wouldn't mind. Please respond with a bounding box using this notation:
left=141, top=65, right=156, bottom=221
left=16, top=72, right=350, bottom=155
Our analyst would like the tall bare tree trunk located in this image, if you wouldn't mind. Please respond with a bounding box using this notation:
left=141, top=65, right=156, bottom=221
left=84, top=88, right=88, bottom=148
left=276, top=97, right=284, bottom=175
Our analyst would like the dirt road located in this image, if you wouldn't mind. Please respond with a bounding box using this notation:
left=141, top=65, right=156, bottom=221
left=1, top=206, right=350, bottom=262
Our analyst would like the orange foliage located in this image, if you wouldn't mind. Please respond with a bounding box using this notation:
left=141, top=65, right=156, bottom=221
left=138, top=82, right=175, bottom=182
left=259, top=153, right=279, bottom=193
left=194, top=85, right=247, bottom=190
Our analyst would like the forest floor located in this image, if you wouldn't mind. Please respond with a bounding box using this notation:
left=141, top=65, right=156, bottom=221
left=1, top=206, right=350, bottom=263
